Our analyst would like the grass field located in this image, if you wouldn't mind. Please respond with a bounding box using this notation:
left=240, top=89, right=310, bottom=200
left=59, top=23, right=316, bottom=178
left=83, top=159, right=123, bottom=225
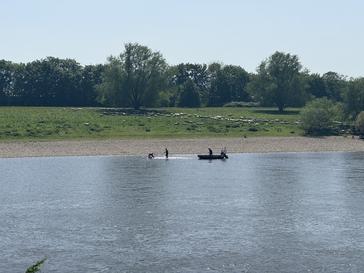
left=0, top=107, right=303, bottom=140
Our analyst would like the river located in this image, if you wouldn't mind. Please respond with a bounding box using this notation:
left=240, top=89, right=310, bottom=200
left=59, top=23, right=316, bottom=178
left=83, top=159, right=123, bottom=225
left=1, top=152, right=364, bottom=272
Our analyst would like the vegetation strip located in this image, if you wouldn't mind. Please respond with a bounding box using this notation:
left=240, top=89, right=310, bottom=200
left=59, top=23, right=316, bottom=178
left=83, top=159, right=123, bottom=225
left=0, top=107, right=304, bottom=141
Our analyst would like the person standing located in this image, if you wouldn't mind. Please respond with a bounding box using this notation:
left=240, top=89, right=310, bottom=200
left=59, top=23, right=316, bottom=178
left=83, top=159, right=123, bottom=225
left=208, top=148, right=213, bottom=156
left=165, top=148, right=169, bottom=159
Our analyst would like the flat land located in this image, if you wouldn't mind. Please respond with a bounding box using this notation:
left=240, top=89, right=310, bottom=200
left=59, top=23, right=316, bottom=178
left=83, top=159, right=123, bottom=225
left=0, top=107, right=302, bottom=140
left=0, top=137, right=363, bottom=158
left=1, top=107, right=361, bottom=158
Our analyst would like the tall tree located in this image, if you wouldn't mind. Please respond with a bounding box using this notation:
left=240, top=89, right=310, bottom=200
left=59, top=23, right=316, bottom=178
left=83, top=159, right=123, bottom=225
left=306, top=73, right=327, bottom=98
left=322, top=71, right=346, bottom=101
left=97, top=57, right=124, bottom=106
left=208, top=64, right=250, bottom=106
left=159, top=65, right=180, bottom=107
left=178, top=79, right=200, bottom=107
left=123, top=43, right=167, bottom=108
left=80, top=64, right=105, bottom=106
left=248, top=51, right=306, bottom=112
left=172, top=63, right=209, bottom=105
left=17, top=57, right=84, bottom=106
left=98, top=43, right=167, bottom=109
left=0, top=60, right=15, bottom=105
left=343, top=78, right=364, bottom=118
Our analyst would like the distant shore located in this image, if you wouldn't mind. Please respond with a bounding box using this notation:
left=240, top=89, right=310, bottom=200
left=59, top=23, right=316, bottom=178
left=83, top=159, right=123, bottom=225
left=0, top=136, right=363, bottom=158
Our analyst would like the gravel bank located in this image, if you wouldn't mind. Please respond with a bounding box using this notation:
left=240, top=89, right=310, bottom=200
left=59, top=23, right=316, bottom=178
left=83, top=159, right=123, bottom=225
left=0, top=136, right=363, bottom=158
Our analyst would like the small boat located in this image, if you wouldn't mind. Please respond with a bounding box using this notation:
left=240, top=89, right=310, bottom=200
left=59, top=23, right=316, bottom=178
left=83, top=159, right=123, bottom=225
left=198, top=154, right=228, bottom=160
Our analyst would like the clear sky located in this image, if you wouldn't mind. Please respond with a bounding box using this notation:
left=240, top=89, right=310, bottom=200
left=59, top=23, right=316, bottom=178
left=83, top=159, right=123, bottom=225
left=1, top=0, right=363, bottom=77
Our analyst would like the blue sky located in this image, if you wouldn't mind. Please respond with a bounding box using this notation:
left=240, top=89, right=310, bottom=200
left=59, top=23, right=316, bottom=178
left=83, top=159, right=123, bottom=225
left=1, top=0, right=363, bottom=76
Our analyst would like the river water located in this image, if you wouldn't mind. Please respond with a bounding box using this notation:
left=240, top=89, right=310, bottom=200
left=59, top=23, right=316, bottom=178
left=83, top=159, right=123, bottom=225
left=1, top=152, right=364, bottom=273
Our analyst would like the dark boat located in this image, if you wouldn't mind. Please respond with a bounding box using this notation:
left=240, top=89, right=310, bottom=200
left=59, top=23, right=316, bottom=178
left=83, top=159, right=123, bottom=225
left=198, top=154, right=228, bottom=160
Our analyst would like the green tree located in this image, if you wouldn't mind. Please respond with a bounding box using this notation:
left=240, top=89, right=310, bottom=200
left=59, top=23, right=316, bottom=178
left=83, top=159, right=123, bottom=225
left=172, top=63, right=209, bottom=105
left=343, top=78, right=364, bottom=118
left=355, top=111, right=364, bottom=136
left=178, top=79, right=201, bottom=107
left=123, top=43, right=167, bottom=109
left=300, top=98, right=343, bottom=135
left=97, top=57, right=124, bottom=106
left=159, top=66, right=180, bottom=107
left=98, top=43, right=167, bottom=109
left=17, top=57, right=84, bottom=106
left=77, top=64, right=105, bottom=106
left=208, top=64, right=250, bottom=106
left=306, top=73, right=327, bottom=98
left=322, top=71, right=347, bottom=101
left=2, top=58, right=102, bottom=107
left=248, top=51, right=306, bottom=112
left=0, top=60, right=14, bottom=105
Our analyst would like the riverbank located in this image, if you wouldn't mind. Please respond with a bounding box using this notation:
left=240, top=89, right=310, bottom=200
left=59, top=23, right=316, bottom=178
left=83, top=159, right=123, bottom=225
left=0, top=107, right=303, bottom=141
left=0, top=136, right=363, bottom=158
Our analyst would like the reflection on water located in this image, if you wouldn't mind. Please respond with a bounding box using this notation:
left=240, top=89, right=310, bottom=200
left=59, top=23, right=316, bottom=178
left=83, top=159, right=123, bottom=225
left=1, top=152, right=364, bottom=272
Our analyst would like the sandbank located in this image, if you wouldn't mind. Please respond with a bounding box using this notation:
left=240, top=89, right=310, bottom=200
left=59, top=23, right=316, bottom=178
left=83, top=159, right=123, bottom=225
left=0, top=136, right=363, bottom=158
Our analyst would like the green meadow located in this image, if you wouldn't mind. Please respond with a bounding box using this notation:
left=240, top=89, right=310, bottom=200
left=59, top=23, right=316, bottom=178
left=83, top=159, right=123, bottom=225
left=0, top=107, right=303, bottom=141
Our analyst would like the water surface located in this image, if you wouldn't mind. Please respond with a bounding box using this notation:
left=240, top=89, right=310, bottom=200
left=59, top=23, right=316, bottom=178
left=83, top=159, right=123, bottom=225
left=1, top=152, right=364, bottom=272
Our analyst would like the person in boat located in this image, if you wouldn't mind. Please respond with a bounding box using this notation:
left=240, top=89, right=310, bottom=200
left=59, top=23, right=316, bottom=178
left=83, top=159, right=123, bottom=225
left=148, top=153, right=154, bottom=159
left=220, top=147, right=228, bottom=158
left=165, top=148, right=169, bottom=159
left=208, top=148, right=213, bottom=156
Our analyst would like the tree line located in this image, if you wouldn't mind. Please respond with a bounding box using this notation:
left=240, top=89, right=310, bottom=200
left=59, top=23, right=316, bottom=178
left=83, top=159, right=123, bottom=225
left=1, top=43, right=364, bottom=118
left=0, top=58, right=104, bottom=107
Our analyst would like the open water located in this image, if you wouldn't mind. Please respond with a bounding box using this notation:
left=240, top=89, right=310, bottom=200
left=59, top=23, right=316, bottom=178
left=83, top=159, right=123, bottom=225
left=1, top=152, right=364, bottom=272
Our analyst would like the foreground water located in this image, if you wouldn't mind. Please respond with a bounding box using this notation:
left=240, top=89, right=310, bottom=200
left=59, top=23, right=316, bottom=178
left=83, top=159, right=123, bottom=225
left=1, top=152, right=364, bottom=273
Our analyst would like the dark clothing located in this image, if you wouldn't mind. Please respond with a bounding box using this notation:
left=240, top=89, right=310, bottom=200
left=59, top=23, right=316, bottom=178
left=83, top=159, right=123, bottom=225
left=208, top=148, right=213, bottom=156
left=165, top=149, right=169, bottom=159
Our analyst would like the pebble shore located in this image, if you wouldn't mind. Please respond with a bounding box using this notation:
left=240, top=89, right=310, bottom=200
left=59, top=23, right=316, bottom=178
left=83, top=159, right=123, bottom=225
left=0, top=136, right=363, bottom=158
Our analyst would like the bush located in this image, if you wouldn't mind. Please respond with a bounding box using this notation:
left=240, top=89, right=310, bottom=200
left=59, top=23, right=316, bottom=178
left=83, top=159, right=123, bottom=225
left=300, top=98, right=344, bottom=135
left=355, top=111, right=364, bottom=135
left=26, top=258, right=46, bottom=273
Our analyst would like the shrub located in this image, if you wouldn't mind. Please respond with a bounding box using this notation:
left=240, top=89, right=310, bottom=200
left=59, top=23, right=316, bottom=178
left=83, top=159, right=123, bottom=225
left=26, top=259, right=46, bottom=273
left=355, top=111, right=364, bottom=135
left=300, top=98, right=343, bottom=135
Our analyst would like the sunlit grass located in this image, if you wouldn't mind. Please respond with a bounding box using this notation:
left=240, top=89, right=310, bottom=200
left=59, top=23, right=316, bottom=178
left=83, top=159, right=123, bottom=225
left=0, top=107, right=303, bottom=141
